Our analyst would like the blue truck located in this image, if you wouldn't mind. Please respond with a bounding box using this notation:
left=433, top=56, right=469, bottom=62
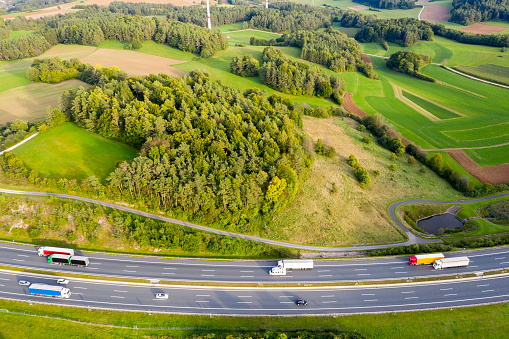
left=28, top=283, right=71, bottom=298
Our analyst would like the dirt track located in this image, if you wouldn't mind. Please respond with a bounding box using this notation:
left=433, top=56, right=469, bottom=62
left=420, top=5, right=451, bottom=22
left=448, top=150, right=509, bottom=185
left=459, top=23, right=508, bottom=34
left=361, top=54, right=375, bottom=66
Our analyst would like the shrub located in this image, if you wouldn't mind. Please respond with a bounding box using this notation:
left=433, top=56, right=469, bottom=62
left=408, top=155, right=416, bottom=165
left=348, top=154, right=359, bottom=168
left=362, top=136, right=370, bottom=144
left=389, top=164, right=397, bottom=171
left=355, top=166, right=371, bottom=187
left=357, top=124, right=366, bottom=132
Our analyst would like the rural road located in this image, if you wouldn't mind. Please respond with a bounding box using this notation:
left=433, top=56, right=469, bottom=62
left=0, top=188, right=508, bottom=251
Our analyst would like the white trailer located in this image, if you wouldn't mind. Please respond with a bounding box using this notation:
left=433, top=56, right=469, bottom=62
left=277, top=260, right=314, bottom=270
left=269, top=260, right=314, bottom=275
left=433, top=257, right=470, bottom=270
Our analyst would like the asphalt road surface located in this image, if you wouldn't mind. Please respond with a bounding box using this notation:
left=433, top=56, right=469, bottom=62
left=2, top=242, right=509, bottom=283
left=3, top=270, right=509, bottom=315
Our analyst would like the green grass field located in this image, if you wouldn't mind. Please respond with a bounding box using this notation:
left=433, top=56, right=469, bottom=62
left=453, top=63, right=509, bottom=86
left=5, top=30, right=33, bottom=41
left=12, top=123, right=138, bottom=182
left=464, top=144, right=509, bottom=167
left=402, top=90, right=459, bottom=119
left=0, top=298, right=508, bottom=338
left=224, top=29, right=281, bottom=46
left=98, top=40, right=196, bottom=62
left=0, top=68, right=31, bottom=93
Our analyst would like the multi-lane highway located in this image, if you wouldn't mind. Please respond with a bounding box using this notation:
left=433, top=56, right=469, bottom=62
left=2, top=270, right=509, bottom=315
left=1, top=242, right=509, bottom=283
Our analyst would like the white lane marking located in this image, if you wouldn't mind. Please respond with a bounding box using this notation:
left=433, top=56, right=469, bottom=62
left=201, top=269, right=215, bottom=272
left=470, top=265, right=479, bottom=268
left=17, top=255, right=29, bottom=257
left=280, top=301, right=294, bottom=303
left=318, top=270, right=330, bottom=272
left=401, top=291, right=415, bottom=294
left=114, top=290, right=128, bottom=293
left=321, top=295, right=335, bottom=298
left=163, top=268, right=176, bottom=270
left=440, top=288, right=453, bottom=291
left=362, top=294, right=375, bottom=296
left=364, top=299, right=378, bottom=302
left=319, top=275, right=332, bottom=277
left=405, top=297, right=418, bottom=300
left=90, top=263, right=101, bottom=265
left=391, top=267, right=405, bottom=269
left=240, top=276, right=254, bottom=278
left=201, top=275, right=215, bottom=277
left=73, top=292, right=83, bottom=295
left=279, top=296, right=294, bottom=298
left=394, top=272, right=407, bottom=274
left=195, top=300, right=209, bottom=302
left=0, top=284, right=4, bottom=287
left=477, top=284, right=489, bottom=287
left=357, top=274, right=371, bottom=276
left=12, top=259, right=24, bottom=262
left=238, top=296, right=252, bottom=298
left=123, top=270, right=136, bottom=273
left=495, top=257, right=505, bottom=260
left=88, top=268, right=98, bottom=270
left=354, top=269, right=368, bottom=271
left=482, top=290, right=495, bottom=293
left=125, top=265, right=138, bottom=268
left=74, top=287, right=87, bottom=290
left=111, top=296, right=125, bottom=298
left=500, top=262, right=509, bottom=265
left=196, top=295, right=210, bottom=297
left=238, top=302, right=252, bottom=304
left=444, top=294, right=457, bottom=296
left=0, top=278, right=10, bottom=281
left=162, top=273, right=175, bottom=275
left=322, top=301, right=337, bottom=304
left=240, top=271, right=253, bottom=273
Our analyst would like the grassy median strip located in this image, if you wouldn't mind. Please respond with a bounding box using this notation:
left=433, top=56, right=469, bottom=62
left=3, top=264, right=507, bottom=288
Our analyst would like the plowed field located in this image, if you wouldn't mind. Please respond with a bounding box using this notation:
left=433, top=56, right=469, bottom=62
left=459, top=23, right=508, bottom=34
left=420, top=5, right=451, bottom=22
left=448, top=150, right=509, bottom=184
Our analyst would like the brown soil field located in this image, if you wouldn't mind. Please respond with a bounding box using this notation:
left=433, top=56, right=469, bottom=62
left=361, top=53, right=375, bottom=66
left=348, top=5, right=369, bottom=11
left=420, top=5, right=451, bottom=22
left=3, top=3, right=77, bottom=20
left=342, top=92, right=368, bottom=118
left=41, top=45, right=98, bottom=60
left=448, top=150, right=509, bottom=185
left=0, top=80, right=88, bottom=124
left=80, top=49, right=187, bottom=77
left=459, top=23, right=508, bottom=34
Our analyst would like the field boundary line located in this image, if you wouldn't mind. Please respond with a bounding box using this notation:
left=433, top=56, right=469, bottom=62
left=391, top=83, right=440, bottom=122
left=443, top=66, right=509, bottom=90
left=422, top=141, right=509, bottom=151
left=399, top=87, right=465, bottom=118
left=0, top=132, right=38, bottom=156
left=222, top=29, right=281, bottom=35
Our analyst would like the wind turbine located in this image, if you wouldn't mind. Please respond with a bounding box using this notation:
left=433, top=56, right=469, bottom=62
left=206, top=0, right=212, bottom=29
left=265, top=0, right=268, bottom=9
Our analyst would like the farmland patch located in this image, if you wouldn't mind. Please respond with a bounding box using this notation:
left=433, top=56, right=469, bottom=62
left=348, top=5, right=369, bottom=11
left=465, top=144, right=509, bottom=167
left=453, top=64, right=509, bottom=87
left=401, top=90, right=461, bottom=120
left=0, top=80, right=87, bottom=124
left=459, top=23, right=508, bottom=34
left=420, top=5, right=451, bottom=22
left=448, top=150, right=509, bottom=184
left=443, top=122, right=509, bottom=142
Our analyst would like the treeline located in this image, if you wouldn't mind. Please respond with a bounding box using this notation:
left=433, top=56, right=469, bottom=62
left=260, top=47, right=346, bottom=103
left=430, top=22, right=509, bottom=47
left=0, top=119, right=36, bottom=152
left=251, top=28, right=377, bottom=79
left=6, top=0, right=72, bottom=13
left=386, top=51, right=435, bottom=82
left=0, top=33, right=51, bottom=60
left=230, top=55, right=260, bottom=77
left=353, top=0, right=416, bottom=9
left=355, top=17, right=434, bottom=47
left=450, top=0, right=509, bottom=25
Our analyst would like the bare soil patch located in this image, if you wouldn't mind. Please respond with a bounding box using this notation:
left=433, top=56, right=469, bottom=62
left=361, top=54, right=375, bottom=66
left=348, top=5, right=369, bottom=11
left=0, top=80, right=88, bottom=124
left=41, top=45, right=98, bottom=60
left=3, top=3, right=76, bottom=20
left=448, top=150, right=509, bottom=184
left=459, top=23, right=508, bottom=34
left=80, top=49, right=187, bottom=77
left=420, top=5, right=451, bottom=22
left=342, top=92, right=368, bottom=118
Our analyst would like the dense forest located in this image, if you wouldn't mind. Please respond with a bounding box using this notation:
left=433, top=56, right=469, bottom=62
left=21, top=59, right=313, bottom=231
left=251, top=28, right=377, bottom=79
left=5, top=0, right=72, bottom=13
left=450, top=0, right=509, bottom=25
left=355, top=18, right=434, bottom=47
left=230, top=55, right=260, bottom=77
left=353, top=0, right=416, bottom=9
left=260, top=47, right=346, bottom=103
left=386, top=51, right=435, bottom=81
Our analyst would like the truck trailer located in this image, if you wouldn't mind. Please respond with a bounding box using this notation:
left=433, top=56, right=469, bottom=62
left=28, top=283, right=71, bottom=298
left=48, top=254, right=90, bottom=267
left=269, top=260, right=313, bottom=275
left=38, top=246, right=75, bottom=257
left=409, top=253, right=444, bottom=266
left=433, top=257, right=470, bottom=270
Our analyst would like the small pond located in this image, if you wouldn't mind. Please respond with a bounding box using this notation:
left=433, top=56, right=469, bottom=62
left=416, top=212, right=464, bottom=235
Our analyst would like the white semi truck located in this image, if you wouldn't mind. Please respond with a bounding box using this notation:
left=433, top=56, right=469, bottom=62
left=269, top=260, right=314, bottom=275
left=433, top=257, right=470, bottom=270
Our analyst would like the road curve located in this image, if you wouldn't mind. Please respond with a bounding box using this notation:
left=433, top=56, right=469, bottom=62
left=0, top=188, right=508, bottom=251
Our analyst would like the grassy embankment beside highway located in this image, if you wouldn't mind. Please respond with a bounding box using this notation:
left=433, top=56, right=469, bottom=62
left=0, top=298, right=507, bottom=338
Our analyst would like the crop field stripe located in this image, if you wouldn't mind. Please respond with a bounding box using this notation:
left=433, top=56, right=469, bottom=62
left=443, top=122, right=509, bottom=142
left=401, top=90, right=462, bottom=119
left=453, top=64, right=509, bottom=87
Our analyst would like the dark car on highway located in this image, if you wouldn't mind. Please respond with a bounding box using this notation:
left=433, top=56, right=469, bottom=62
left=295, top=299, right=307, bottom=306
